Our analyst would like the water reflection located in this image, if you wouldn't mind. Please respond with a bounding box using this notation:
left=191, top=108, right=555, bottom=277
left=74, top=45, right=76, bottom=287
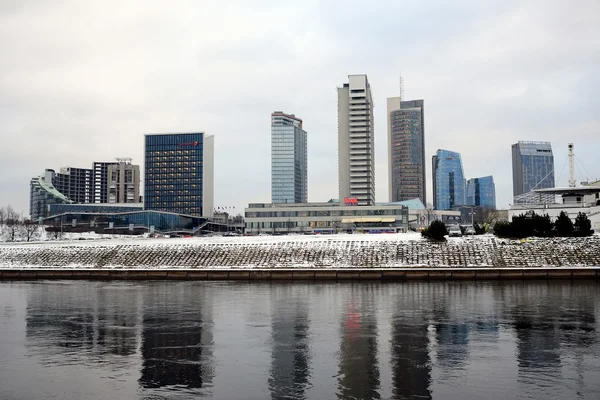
left=390, top=286, right=432, bottom=399
left=139, top=285, right=214, bottom=391
left=268, top=286, right=311, bottom=399
left=337, top=287, right=381, bottom=399
left=0, top=281, right=598, bottom=399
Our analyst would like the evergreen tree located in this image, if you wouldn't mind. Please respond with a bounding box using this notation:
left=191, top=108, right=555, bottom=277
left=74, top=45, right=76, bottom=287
left=574, top=212, right=593, bottom=236
left=554, top=211, right=574, bottom=237
left=421, top=220, right=448, bottom=240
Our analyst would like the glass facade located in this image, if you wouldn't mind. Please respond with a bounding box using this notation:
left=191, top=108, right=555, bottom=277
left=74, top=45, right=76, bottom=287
left=512, top=141, right=555, bottom=197
left=43, top=211, right=205, bottom=232
left=466, top=176, right=496, bottom=208
left=271, top=112, right=307, bottom=204
left=433, top=150, right=466, bottom=210
left=145, top=133, right=204, bottom=216
left=49, top=203, right=143, bottom=216
left=389, top=100, right=425, bottom=203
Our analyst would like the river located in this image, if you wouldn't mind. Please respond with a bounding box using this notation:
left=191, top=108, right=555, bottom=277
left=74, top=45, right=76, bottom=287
left=0, top=280, right=599, bottom=399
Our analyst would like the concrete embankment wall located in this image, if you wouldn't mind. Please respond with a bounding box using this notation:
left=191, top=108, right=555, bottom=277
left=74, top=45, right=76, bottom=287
left=1, top=268, right=598, bottom=281
left=2, top=235, right=600, bottom=270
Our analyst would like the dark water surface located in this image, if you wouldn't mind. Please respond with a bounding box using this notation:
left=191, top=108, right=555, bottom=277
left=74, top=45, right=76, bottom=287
left=0, top=280, right=599, bottom=399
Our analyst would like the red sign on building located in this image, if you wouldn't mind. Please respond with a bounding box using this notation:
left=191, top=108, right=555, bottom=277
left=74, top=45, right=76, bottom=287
left=344, top=197, right=358, bottom=205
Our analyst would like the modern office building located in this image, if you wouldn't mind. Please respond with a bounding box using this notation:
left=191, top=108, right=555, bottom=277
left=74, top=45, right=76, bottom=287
left=511, top=141, right=555, bottom=197
left=338, top=74, right=375, bottom=206
left=144, top=132, right=214, bottom=217
left=29, top=169, right=74, bottom=220
left=107, top=158, right=141, bottom=203
left=271, top=111, right=307, bottom=204
left=387, top=98, right=426, bottom=204
left=466, top=176, right=496, bottom=208
left=432, top=149, right=466, bottom=210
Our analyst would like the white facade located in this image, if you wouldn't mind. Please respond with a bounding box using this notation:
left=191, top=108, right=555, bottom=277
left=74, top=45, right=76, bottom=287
left=203, top=135, right=215, bottom=218
left=338, top=74, right=375, bottom=206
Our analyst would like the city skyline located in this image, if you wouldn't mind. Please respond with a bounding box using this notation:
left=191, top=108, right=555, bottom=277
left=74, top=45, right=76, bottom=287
left=2, top=0, right=599, bottom=215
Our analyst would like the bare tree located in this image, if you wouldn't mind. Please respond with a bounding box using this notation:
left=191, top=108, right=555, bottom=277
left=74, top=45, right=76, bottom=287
left=4, top=205, right=21, bottom=242
left=425, top=203, right=436, bottom=226
left=21, top=219, right=40, bottom=242
left=480, top=207, right=499, bottom=225
left=0, top=206, right=5, bottom=224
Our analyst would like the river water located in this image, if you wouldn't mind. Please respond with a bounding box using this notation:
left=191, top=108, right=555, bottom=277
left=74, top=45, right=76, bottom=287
left=0, top=280, right=599, bottom=399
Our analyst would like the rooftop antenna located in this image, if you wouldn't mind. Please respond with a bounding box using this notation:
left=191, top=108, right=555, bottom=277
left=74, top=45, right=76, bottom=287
left=399, top=74, right=404, bottom=102
left=568, top=143, right=576, bottom=188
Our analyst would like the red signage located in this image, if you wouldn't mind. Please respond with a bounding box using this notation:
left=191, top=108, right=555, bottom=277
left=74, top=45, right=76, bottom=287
left=344, top=197, right=358, bottom=205
left=178, top=141, right=199, bottom=147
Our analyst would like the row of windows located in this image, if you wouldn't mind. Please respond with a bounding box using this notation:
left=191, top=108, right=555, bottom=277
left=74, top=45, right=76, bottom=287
left=246, top=209, right=405, bottom=218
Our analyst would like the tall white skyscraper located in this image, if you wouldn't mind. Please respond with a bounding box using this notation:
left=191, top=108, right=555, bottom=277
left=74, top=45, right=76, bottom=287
left=337, top=74, right=375, bottom=206
left=271, top=111, right=308, bottom=204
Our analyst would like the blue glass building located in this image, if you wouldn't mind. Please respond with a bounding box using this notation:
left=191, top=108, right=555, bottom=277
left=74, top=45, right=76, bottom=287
left=144, top=133, right=214, bottom=217
left=466, top=176, right=496, bottom=208
left=512, top=141, right=555, bottom=197
left=432, top=150, right=466, bottom=210
left=271, top=112, right=307, bottom=204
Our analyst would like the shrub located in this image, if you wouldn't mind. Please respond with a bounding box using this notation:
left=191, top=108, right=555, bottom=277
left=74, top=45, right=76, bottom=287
left=421, top=220, right=448, bottom=241
left=554, top=211, right=574, bottom=237
left=574, top=212, right=593, bottom=236
left=493, top=212, right=553, bottom=238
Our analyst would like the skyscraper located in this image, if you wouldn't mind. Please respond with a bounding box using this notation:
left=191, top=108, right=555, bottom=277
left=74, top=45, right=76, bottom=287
left=432, top=149, right=466, bottom=210
left=338, top=74, right=375, bottom=206
left=466, top=176, right=496, bottom=208
left=387, top=98, right=425, bottom=203
left=271, top=111, right=307, bottom=204
left=144, top=132, right=214, bottom=217
left=512, top=141, right=555, bottom=196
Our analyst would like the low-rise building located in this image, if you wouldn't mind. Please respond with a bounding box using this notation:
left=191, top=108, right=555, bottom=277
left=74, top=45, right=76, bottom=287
left=509, top=185, right=600, bottom=231
left=245, top=202, right=410, bottom=234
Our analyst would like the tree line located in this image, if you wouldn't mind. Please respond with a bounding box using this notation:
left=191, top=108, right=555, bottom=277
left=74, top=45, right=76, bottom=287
left=0, top=205, right=41, bottom=242
left=494, top=211, right=593, bottom=238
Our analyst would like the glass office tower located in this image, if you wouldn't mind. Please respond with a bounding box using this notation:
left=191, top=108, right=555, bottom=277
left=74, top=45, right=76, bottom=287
left=387, top=98, right=426, bottom=203
left=144, top=133, right=214, bottom=217
left=511, top=141, right=555, bottom=197
left=432, top=149, right=466, bottom=210
left=271, top=112, right=308, bottom=204
left=467, top=176, right=496, bottom=208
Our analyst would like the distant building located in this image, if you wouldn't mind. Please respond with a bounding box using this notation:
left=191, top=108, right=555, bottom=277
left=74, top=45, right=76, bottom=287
left=271, top=111, right=307, bottom=204
left=144, top=132, right=214, bottom=217
left=466, top=176, right=496, bottom=208
left=93, top=161, right=118, bottom=204
left=107, top=158, right=141, bottom=203
left=29, top=158, right=142, bottom=219
left=338, top=74, right=375, bottom=206
left=245, top=202, right=408, bottom=234
left=433, top=149, right=466, bottom=210
left=387, top=98, right=426, bottom=204
left=53, top=167, right=93, bottom=204
left=29, top=169, right=73, bottom=220
left=512, top=141, right=555, bottom=197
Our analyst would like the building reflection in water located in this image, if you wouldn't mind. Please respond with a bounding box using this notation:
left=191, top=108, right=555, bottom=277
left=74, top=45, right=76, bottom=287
left=390, top=285, right=432, bottom=400
left=25, top=283, right=140, bottom=362
left=138, top=284, right=214, bottom=391
left=268, top=286, right=311, bottom=400
left=337, top=287, right=380, bottom=400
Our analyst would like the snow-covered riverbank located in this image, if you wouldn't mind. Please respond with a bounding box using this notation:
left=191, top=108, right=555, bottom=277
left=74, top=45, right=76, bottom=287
left=1, top=233, right=599, bottom=269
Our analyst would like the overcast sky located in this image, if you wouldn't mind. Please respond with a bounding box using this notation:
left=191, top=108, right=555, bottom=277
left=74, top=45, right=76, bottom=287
left=1, top=0, right=599, bottom=216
